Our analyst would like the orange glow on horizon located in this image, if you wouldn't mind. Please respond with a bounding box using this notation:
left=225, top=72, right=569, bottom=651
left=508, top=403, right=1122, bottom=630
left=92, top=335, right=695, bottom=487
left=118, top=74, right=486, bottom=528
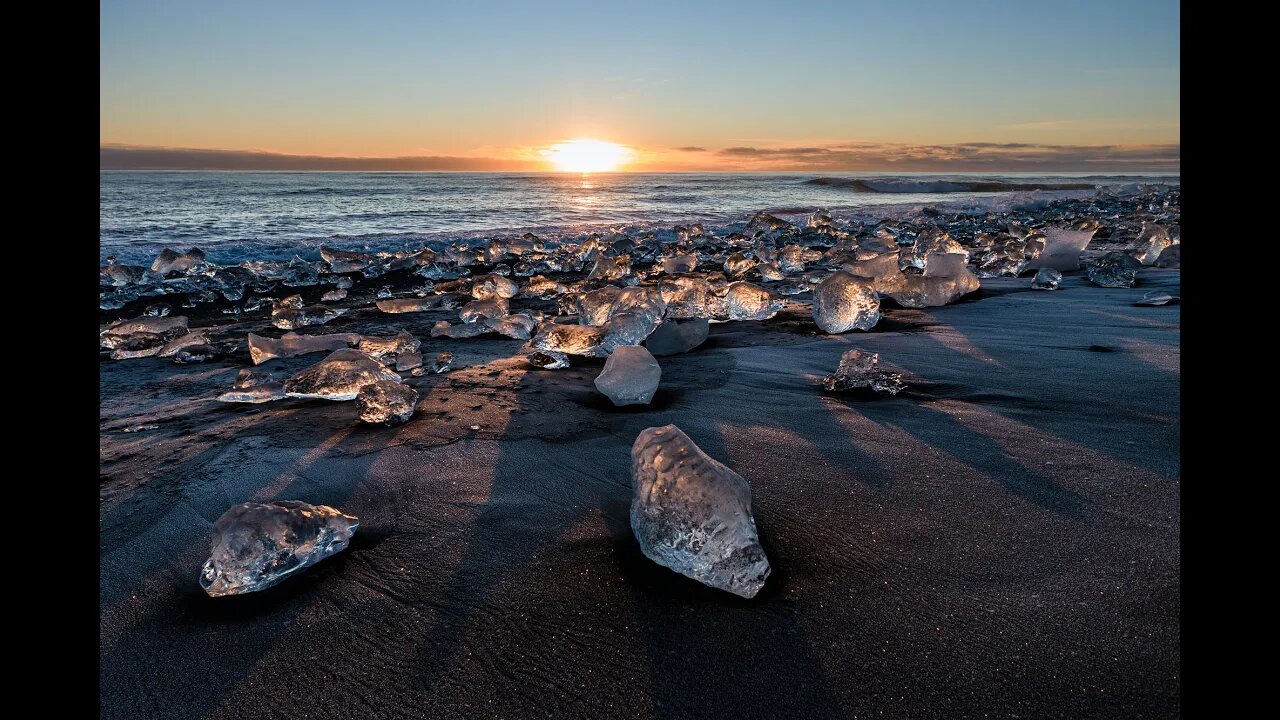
left=541, top=139, right=634, bottom=173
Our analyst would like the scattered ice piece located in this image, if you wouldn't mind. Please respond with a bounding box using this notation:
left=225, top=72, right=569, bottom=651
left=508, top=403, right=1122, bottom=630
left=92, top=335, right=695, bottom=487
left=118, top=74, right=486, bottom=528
left=216, top=369, right=286, bottom=404
left=821, top=348, right=905, bottom=395
left=1031, top=268, right=1062, bottom=291
left=248, top=332, right=360, bottom=365
left=630, top=424, right=770, bottom=598
left=143, top=303, right=171, bottom=317
left=335, top=275, right=355, bottom=290
left=376, top=287, right=394, bottom=300
left=594, top=346, right=661, bottom=406
left=485, top=314, right=536, bottom=340
left=724, top=281, right=785, bottom=321
left=527, top=350, right=570, bottom=369
left=531, top=322, right=608, bottom=357
left=200, top=500, right=358, bottom=597
left=151, top=247, right=206, bottom=276
left=812, top=271, right=881, bottom=333
left=283, top=349, right=403, bottom=401
left=588, top=254, right=632, bottom=282
left=395, top=352, right=423, bottom=372
left=1154, top=243, right=1180, bottom=268
left=471, top=274, right=520, bottom=299
left=356, top=380, right=418, bottom=425
left=576, top=286, right=623, bottom=326
left=662, top=255, right=698, bottom=274
left=271, top=305, right=345, bottom=330
left=157, top=330, right=208, bottom=358
left=660, top=277, right=723, bottom=319
left=460, top=297, right=509, bottom=323
left=174, top=345, right=215, bottom=363
left=376, top=297, right=441, bottom=313
left=1135, top=290, right=1177, bottom=306
left=601, top=310, right=662, bottom=353
left=723, top=252, right=757, bottom=277
left=101, top=315, right=190, bottom=350
left=1131, top=222, right=1173, bottom=266
left=431, top=352, right=454, bottom=374
left=321, top=246, right=374, bottom=273
left=884, top=253, right=981, bottom=308
left=431, top=321, right=489, bottom=339
left=743, top=211, right=790, bottom=237
left=121, top=424, right=160, bottom=433
left=1087, top=251, right=1143, bottom=288
left=1026, top=225, right=1095, bottom=271
left=358, top=331, right=420, bottom=359
left=321, top=289, right=348, bottom=302
left=645, top=318, right=709, bottom=356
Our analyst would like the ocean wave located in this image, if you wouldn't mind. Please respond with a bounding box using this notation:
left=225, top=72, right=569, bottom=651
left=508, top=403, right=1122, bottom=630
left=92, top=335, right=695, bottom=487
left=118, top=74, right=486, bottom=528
left=805, top=177, right=1097, bottom=193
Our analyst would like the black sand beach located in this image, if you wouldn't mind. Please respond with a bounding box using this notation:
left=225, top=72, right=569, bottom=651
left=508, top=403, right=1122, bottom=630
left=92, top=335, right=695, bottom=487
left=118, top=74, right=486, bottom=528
left=100, top=269, right=1180, bottom=718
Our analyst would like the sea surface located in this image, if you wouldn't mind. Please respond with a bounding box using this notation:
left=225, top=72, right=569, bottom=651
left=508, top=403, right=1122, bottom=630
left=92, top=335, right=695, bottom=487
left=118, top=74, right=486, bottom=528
left=100, top=171, right=1179, bottom=264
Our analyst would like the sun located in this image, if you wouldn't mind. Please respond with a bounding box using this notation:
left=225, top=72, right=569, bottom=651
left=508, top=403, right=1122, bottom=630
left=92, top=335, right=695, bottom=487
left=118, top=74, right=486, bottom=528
left=542, top=138, right=633, bottom=173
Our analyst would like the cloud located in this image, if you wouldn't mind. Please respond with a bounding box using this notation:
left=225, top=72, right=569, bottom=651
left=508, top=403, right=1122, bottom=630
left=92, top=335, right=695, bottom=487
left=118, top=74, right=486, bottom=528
left=99, top=144, right=537, bottom=171
left=711, top=141, right=1179, bottom=172
left=673, top=146, right=708, bottom=152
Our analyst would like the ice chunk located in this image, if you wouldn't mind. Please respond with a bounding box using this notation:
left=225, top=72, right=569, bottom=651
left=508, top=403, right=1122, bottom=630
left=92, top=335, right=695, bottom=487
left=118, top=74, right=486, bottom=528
left=531, top=322, right=608, bottom=357
left=200, top=500, right=358, bottom=596
left=335, top=276, right=354, bottom=290
left=321, top=289, right=348, bottom=302
left=395, top=352, right=423, bottom=372
left=724, top=281, right=785, bottom=321
left=151, top=247, right=206, bottom=276
left=594, top=346, right=661, bottom=405
left=358, top=331, right=420, bottom=359
left=1154, top=244, right=1180, bottom=268
left=1087, top=251, right=1142, bottom=288
left=216, top=369, right=286, bottom=404
left=101, top=262, right=146, bottom=287
left=576, top=286, right=623, bottom=326
left=912, top=226, right=968, bottom=262
left=1131, top=222, right=1172, bottom=266
left=807, top=209, right=832, bottom=228
left=601, top=311, right=662, bottom=354
left=321, top=246, right=374, bottom=273
left=630, top=425, right=770, bottom=598
left=977, top=250, right=1028, bottom=278
left=471, top=274, right=519, bottom=300
left=660, top=277, right=724, bottom=319
left=645, top=318, right=709, bottom=356
left=776, top=245, right=814, bottom=273
left=521, top=275, right=568, bottom=299
left=460, top=297, right=509, bottom=323
left=1135, top=290, right=1177, bottom=306
left=1030, top=268, right=1062, bottom=291
left=609, top=286, right=667, bottom=322
left=723, top=252, right=757, bottom=277
left=821, top=348, right=905, bottom=395
left=248, top=332, right=360, bottom=365
left=356, top=380, right=418, bottom=425
left=743, top=211, right=790, bottom=237
left=157, top=330, right=208, bottom=358
left=431, top=352, right=454, bottom=374
left=174, top=344, right=215, bottom=363
left=431, top=321, right=489, bottom=339
left=662, top=255, right=699, bottom=274
left=812, top=272, right=881, bottom=333
left=101, top=315, right=190, bottom=350
left=1026, top=225, right=1095, bottom=271
left=588, top=254, right=632, bottom=282
left=485, top=314, right=537, bottom=339
left=283, top=349, right=403, bottom=401
left=143, top=303, right=171, bottom=317
left=884, top=253, right=980, bottom=308
left=271, top=304, right=345, bottom=330
left=527, top=350, right=570, bottom=369
left=376, top=296, right=441, bottom=313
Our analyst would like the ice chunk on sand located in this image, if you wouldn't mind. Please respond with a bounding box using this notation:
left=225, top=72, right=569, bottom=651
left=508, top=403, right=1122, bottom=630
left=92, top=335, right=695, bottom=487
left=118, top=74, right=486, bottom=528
left=1135, top=290, right=1177, bottom=306
left=216, top=369, right=286, bottom=404
left=722, top=282, right=783, bottom=321
left=356, top=380, right=418, bottom=425
left=1155, top=244, right=1180, bottom=268
left=471, top=274, right=519, bottom=300
left=662, top=255, right=699, bottom=274
left=630, top=425, right=770, bottom=598
left=321, top=246, right=373, bottom=273
left=283, top=349, right=403, bottom=401
left=151, top=247, right=206, bottom=276
left=821, top=348, right=905, bottom=395
left=1031, top=268, right=1062, bottom=291
left=174, top=344, right=215, bottom=363
left=1026, top=225, right=1095, bottom=271
left=527, top=350, right=570, bottom=369
left=376, top=297, right=442, bottom=314
left=743, top=211, right=790, bottom=237
left=248, top=332, right=360, bottom=365
left=601, top=311, right=662, bottom=354
left=660, top=277, right=724, bottom=320
left=157, top=330, right=208, bottom=358
left=431, top=352, right=454, bottom=374
left=1131, top=222, right=1173, bottom=266
left=576, top=286, right=623, bottom=326
left=271, top=305, right=345, bottom=330
left=101, top=315, right=190, bottom=350
left=460, top=297, right=509, bottom=323
left=588, top=254, right=632, bottom=282
left=200, top=500, right=358, bottom=596
left=884, top=253, right=980, bottom=308
left=610, top=286, right=667, bottom=322
left=485, top=314, right=536, bottom=340
left=723, top=252, right=757, bottom=277
left=594, top=346, right=661, bottom=405
left=531, top=322, right=608, bottom=357
left=645, top=318, right=709, bottom=356
left=812, top=272, right=881, bottom=333
left=321, top=289, right=348, bottom=302
left=431, top=321, right=489, bottom=339
left=395, top=352, right=423, bottom=372
left=1087, top=251, right=1142, bottom=288
left=358, top=331, right=420, bottom=359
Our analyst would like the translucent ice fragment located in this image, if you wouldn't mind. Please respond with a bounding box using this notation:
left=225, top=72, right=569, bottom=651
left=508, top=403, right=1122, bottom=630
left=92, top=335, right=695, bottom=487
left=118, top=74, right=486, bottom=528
left=431, top=352, right=454, bottom=373
left=216, top=369, right=286, bottom=403
left=358, top=331, right=420, bottom=359
left=200, top=500, right=358, bottom=596
left=724, top=281, right=785, bottom=321
left=485, top=314, right=537, bottom=340
left=1135, top=291, right=1177, bottom=306
left=321, top=289, right=348, bottom=302
left=645, top=318, right=709, bottom=356
left=527, top=350, right=570, bottom=369
left=1087, top=251, right=1142, bottom=288
left=395, top=352, right=423, bottom=372
left=376, top=297, right=442, bottom=314
left=1154, top=244, right=1180, bottom=268
left=531, top=322, right=608, bottom=357
left=630, top=425, right=770, bottom=598
left=594, top=346, right=661, bottom=405
left=356, top=380, right=418, bottom=425
left=821, top=348, right=905, bottom=395
left=1030, top=268, right=1062, bottom=290
left=431, top=321, right=489, bottom=339
left=248, top=332, right=360, bottom=365
left=723, top=252, right=758, bottom=277
left=662, top=255, right=699, bottom=274
left=460, top=297, right=509, bottom=323
left=283, top=349, right=403, bottom=401
left=1026, top=226, right=1095, bottom=271
left=271, top=305, right=345, bottom=330
left=576, top=286, right=623, bottom=326
left=812, top=272, right=881, bottom=333
left=100, top=315, right=190, bottom=350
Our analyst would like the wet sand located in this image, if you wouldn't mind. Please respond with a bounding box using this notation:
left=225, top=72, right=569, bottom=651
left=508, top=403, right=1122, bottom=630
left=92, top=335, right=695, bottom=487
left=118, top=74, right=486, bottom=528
left=100, top=271, right=1180, bottom=718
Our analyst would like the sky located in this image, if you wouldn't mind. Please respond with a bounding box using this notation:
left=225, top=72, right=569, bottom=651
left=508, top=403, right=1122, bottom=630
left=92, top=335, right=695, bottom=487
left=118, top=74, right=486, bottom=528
left=100, top=0, right=1180, bottom=172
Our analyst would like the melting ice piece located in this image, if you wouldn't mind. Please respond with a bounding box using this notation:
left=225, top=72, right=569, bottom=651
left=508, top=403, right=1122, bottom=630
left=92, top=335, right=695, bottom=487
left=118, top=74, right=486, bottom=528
left=724, top=281, right=785, bottom=321
left=1155, top=244, right=1180, bottom=268
left=358, top=331, right=420, bottom=359
left=884, top=253, right=981, bottom=308
left=321, top=289, right=348, bottom=302
left=157, top=331, right=208, bottom=358
left=594, top=346, right=661, bottom=405
left=216, top=369, right=286, bottom=404
left=576, top=286, right=623, bottom=326
left=1135, top=290, right=1177, bottom=306
left=660, top=277, right=724, bottom=319
left=395, top=352, right=423, bottom=372
left=485, top=314, right=536, bottom=340
left=1131, top=222, right=1172, bottom=266
left=431, top=321, right=489, bottom=339
left=174, top=345, right=216, bottom=363
left=645, top=318, right=709, bottom=356
left=610, top=286, right=667, bottom=322
left=321, top=246, right=374, bottom=273
left=200, top=500, right=358, bottom=596
left=527, top=350, right=570, bottom=369
left=1026, top=226, right=1095, bottom=271
left=100, top=315, right=190, bottom=350
left=1087, top=251, right=1143, bottom=288
left=723, top=252, right=758, bottom=277
left=531, top=322, right=608, bottom=357
left=821, top=348, right=905, bottom=395
left=376, top=297, right=442, bottom=314
left=601, top=311, right=662, bottom=354
left=812, top=271, right=881, bottom=333
left=1031, top=268, right=1062, bottom=291
left=460, top=297, right=509, bottom=323
left=356, top=380, right=418, bottom=425
left=284, top=349, right=403, bottom=401
left=630, top=425, right=770, bottom=598
left=151, top=247, right=206, bottom=276
left=431, top=352, right=454, bottom=374
left=471, top=274, right=519, bottom=300
left=743, top=211, right=791, bottom=237
left=248, top=332, right=360, bottom=365
left=662, top=255, right=699, bottom=274
left=271, top=305, right=345, bottom=330
left=588, top=254, right=632, bottom=282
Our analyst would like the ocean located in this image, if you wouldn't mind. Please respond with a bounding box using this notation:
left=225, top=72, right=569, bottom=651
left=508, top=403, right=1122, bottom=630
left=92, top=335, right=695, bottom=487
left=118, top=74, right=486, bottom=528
left=100, top=171, right=1179, bottom=265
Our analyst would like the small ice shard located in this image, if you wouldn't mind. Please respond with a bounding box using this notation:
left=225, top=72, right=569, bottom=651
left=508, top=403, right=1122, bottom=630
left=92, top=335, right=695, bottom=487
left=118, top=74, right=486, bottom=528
left=1154, top=244, right=1180, bottom=268
left=276, top=294, right=305, bottom=309
left=1131, top=222, right=1173, bottom=266
left=375, top=287, right=394, bottom=300
left=821, top=348, right=905, bottom=395
left=356, top=380, right=418, bottom=426
left=884, top=253, right=981, bottom=308
left=143, top=303, right=171, bottom=317
left=1026, top=225, right=1095, bottom=271
left=610, top=286, right=667, bottom=322
left=216, top=369, right=286, bottom=404
left=662, top=255, right=699, bottom=274
left=812, top=271, right=881, bottom=333
left=376, top=296, right=442, bottom=314
left=151, top=247, right=206, bottom=276
left=758, top=261, right=786, bottom=281
left=527, top=350, right=570, bottom=369
left=807, top=208, right=832, bottom=228
left=335, top=275, right=354, bottom=289
left=248, top=332, right=360, bottom=365
left=200, top=500, right=358, bottom=597
left=777, top=245, right=815, bottom=273
left=576, top=286, right=623, bottom=326
left=283, top=349, right=403, bottom=401
left=743, top=211, right=790, bottom=237
left=470, top=274, right=520, bottom=300
left=600, top=311, right=662, bottom=354
left=630, top=425, right=770, bottom=598
left=1135, top=290, right=1177, bottom=306
left=912, top=226, right=969, bottom=263
left=588, top=254, right=632, bottom=282
left=395, top=352, right=423, bottom=372
left=521, top=275, right=568, bottom=299
left=531, top=322, right=608, bottom=357
left=977, top=250, right=1028, bottom=278
left=460, top=297, right=509, bottom=323
left=485, top=314, right=536, bottom=340
left=1031, top=268, right=1062, bottom=291
left=645, top=318, right=709, bottom=356
left=1087, top=251, right=1143, bottom=288
left=321, top=289, right=348, bottom=302
left=724, top=282, right=785, bottom=321
left=122, top=424, right=160, bottom=433
left=358, top=331, right=420, bottom=359
left=660, top=277, right=723, bottom=319
left=101, top=262, right=146, bottom=287
left=321, top=246, right=373, bottom=273
left=271, top=305, right=345, bottom=330
left=431, top=321, right=489, bottom=339
left=431, top=352, right=454, bottom=374
left=157, top=330, right=209, bottom=358
left=594, top=346, right=661, bottom=406
left=723, top=252, right=757, bottom=277
left=101, top=315, right=190, bottom=350
left=174, top=345, right=215, bottom=363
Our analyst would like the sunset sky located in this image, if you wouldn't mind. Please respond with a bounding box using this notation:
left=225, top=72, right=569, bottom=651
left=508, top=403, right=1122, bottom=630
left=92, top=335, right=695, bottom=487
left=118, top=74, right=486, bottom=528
left=101, top=0, right=1180, bottom=172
